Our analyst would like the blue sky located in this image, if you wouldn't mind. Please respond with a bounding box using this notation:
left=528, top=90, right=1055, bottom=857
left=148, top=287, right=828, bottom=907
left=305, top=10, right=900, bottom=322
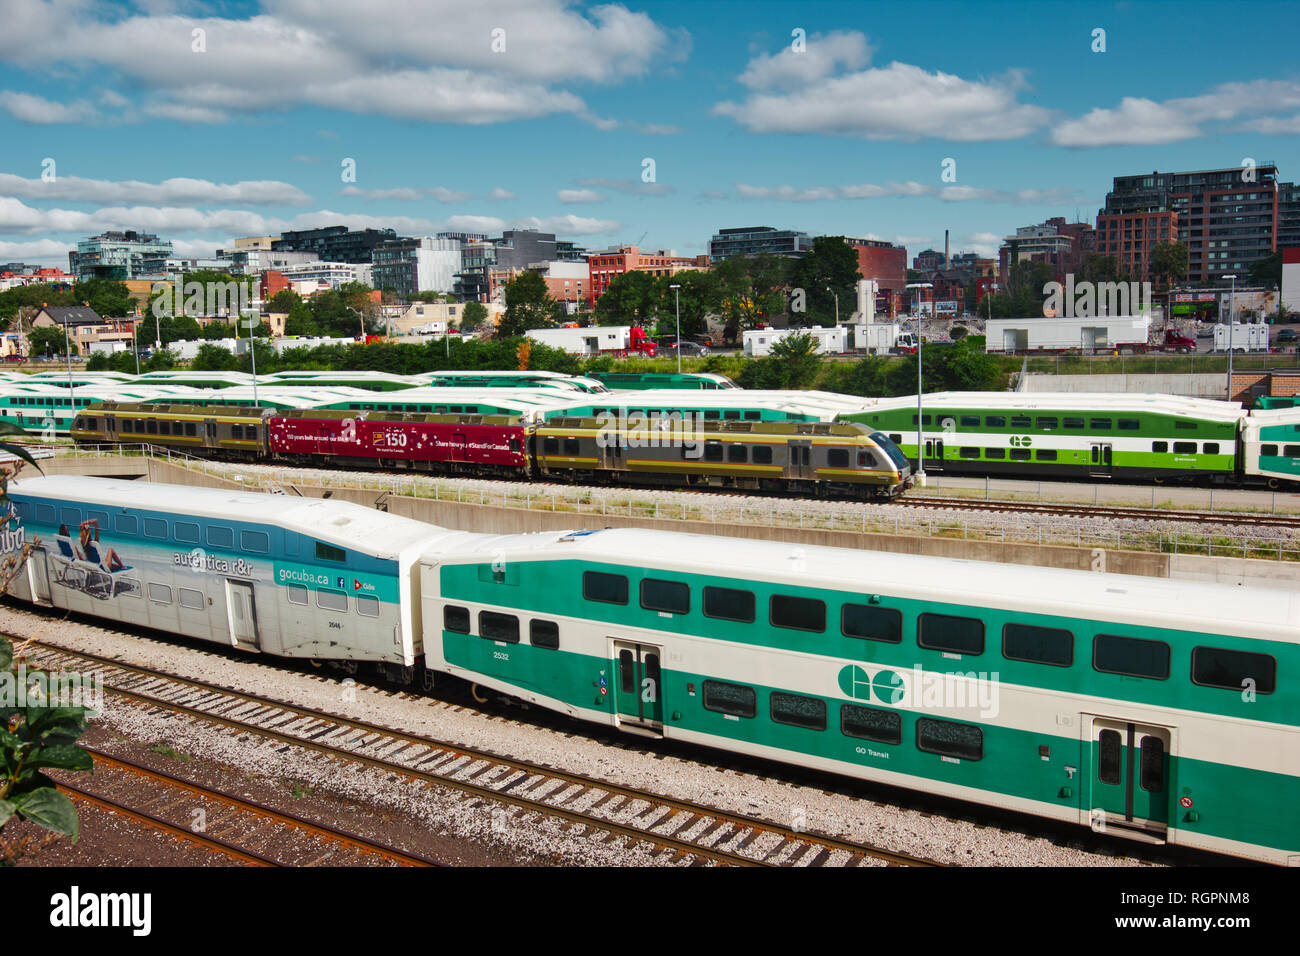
left=1, top=0, right=1297, bottom=268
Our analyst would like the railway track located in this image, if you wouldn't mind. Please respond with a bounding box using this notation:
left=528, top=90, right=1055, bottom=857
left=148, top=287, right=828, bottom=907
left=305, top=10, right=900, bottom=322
left=55, top=747, right=442, bottom=867
left=25, top=639, right=937, bottom=868
left=896, top=495, right=1300, bottom=529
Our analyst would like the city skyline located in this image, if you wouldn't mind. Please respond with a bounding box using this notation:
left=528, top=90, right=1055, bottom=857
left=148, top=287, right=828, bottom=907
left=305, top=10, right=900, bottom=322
left=1, top=0, right=1298, bottom=266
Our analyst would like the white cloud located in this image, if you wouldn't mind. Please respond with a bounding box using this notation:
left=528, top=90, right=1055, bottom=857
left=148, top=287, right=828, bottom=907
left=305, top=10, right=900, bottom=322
left=0, top=91, right=98, bottom=124
left=739, top=30, right=872, bottom=90
left=1051, top=97, right=1201, bottom=147
left=0, top=173, right=311, bottom=205
left=488, top=187, right=515, bottom=201
left=574, top=177, right=674, bottom=196
left=510, top=214, right=621, bottom=235
left=429, top=187, right=471, bottom=203
left=962, top=232, right=1003, bottom=258
left=557, top=188, right=605, bottom=204
left=1242, top=113, right=1300, bottom=134
left=340, top=186, right=426, bottom=202
left=735, top=181, right=938, bottom=202
left=939, top=185, right=1085, bottom=204
left=716, top=58, right=1048, bottom=141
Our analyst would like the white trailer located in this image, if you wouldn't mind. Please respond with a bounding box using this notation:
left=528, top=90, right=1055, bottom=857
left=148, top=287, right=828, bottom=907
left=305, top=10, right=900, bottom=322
left=526, top=326, right=654, bottom=357
left=743, top=326, right=849, bottom=357
left=853, top=323, right=917, bottom=354
left=1212, top=322, right=1270, bottom=352
left=986, top=315, right=1151, bottom=353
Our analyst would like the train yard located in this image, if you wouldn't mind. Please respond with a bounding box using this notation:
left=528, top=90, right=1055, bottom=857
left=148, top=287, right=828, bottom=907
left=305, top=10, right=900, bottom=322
left=3, top=601, right=1194, bottom=868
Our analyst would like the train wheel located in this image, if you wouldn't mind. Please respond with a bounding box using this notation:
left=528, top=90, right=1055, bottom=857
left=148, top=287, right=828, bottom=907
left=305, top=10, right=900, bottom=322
left=419, top=667, right=437, bottom=692
left=1268, top=478, right=1280, bottom=490
left=471, top=683, right=489, bottom=704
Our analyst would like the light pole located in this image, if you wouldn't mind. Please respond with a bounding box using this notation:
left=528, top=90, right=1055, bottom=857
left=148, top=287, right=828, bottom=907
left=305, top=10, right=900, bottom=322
left=242, top=315, right=260, bottom=407
left=905, top=281, right=933, bottom=481
left=1222, top=273, right=1237, bottom=399
left=669, top=283, right=682, bottom=373
left=825, top=286, right=839, bottom=326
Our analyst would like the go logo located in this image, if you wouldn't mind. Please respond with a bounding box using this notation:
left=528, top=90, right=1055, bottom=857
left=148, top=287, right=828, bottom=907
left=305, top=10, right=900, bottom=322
left=1009, top=435, right=1033, bottom=448
left=837, top=664, right=905, bottom=705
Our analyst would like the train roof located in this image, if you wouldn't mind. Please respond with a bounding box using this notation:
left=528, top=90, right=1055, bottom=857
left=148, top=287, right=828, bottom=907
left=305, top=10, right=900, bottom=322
left=852, top=392, right=1245, bottom=423
left=433, top=526, right=1300, bottom=644
left=10, top=476, right=458, bottom=558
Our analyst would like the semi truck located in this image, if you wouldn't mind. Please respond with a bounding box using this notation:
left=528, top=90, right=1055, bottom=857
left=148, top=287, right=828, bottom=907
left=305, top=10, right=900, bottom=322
left=526, top=325, right=657, bottom=357
left=986, top=316, right=1151, bottom=354
left=742, top=326, right=849, bottom=357
left=853, top=323, right=918, bottom=354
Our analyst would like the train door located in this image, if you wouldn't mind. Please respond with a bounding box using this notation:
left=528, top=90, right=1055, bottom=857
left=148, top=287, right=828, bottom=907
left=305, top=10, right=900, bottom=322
left=788, top=440, right=814, bottom=479
left=611, top=640, right=663, bottom=735
left=1086, top=717, right=1171, bottom=840
left=224, top=579, right=259, bottom=650
left=204, top=418, right=218, bottom=449
left=28, top=548, right=51, bottom=605
left=924, top=438, right=945, bottom=470
left=1090, top=443, right=1113, bottom=476
left=449, top=432, right=468, bottom=462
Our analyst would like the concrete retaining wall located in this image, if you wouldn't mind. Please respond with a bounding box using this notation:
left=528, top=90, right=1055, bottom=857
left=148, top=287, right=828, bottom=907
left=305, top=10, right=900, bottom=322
left=1021, top=372, right=1227, bottom=397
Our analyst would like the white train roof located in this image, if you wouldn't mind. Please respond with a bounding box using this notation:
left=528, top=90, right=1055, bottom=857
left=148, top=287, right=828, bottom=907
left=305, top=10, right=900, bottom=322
left=857, top=392, right=1245, bottom=423
left=431, top=526, right=1299, bottom=645
left=11, top=476, right=457, bottom=558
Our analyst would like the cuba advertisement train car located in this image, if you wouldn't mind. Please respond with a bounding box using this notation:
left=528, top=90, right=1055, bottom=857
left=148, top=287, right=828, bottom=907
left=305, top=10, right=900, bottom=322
left=3, top=475, right=454, bottom=672
left=420, top=526, right=1299, bottom=865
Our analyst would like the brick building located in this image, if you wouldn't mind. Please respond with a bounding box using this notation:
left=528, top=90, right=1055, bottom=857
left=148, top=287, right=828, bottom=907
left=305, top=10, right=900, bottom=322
left=1094, top=210, right=1180, bottom=288
left=587, top=246, right=708, bottom=306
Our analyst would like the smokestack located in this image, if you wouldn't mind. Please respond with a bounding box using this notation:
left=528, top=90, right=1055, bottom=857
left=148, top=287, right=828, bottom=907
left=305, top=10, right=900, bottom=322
left=944, top=230, right=950, bottom=270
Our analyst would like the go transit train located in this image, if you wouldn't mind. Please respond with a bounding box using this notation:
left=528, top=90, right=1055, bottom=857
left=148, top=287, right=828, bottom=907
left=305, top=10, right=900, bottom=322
left=3, top=476, right=1296, bottom=865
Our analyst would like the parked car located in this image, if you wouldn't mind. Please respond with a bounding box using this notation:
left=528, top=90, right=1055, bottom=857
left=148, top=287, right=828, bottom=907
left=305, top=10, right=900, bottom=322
left=1276, top=328, right=1298, bottom=343
left=659, top=340, right=710, bottom=357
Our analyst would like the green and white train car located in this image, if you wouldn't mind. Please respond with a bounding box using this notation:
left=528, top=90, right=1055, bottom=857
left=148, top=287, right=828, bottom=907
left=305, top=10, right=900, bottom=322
left=421, top=527, right=1298, bottom=864
left=843, top=392, right=1244, bottom=482
left=1243, top=407, right=1300, bottom=486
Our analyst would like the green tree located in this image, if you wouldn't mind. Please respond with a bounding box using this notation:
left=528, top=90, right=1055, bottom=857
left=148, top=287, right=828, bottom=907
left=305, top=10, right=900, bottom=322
left=788, top=236, right=862, bottom=326
left=714, top=254, right=792, bottom=342
left=191, top=343, right=238, bottom=370
left=652, top=270, right=722, bottom=342
left=285, top=300, right=317, bottom=336
left=309, top=290, right=363, bottom=337
left=71, top=277, right=134, bottom=317
left=460, top=300, right=489, bottom=332
left=595, top=270, right=658, bottom=325
left=498, top=271, right=561, bottom=338
left=1248, top=251, right=1282, bottom=288
left=768, top=330, right=823, bottom=388
left=1150, top=241, right=1189, bottom=288
left=27, top=326, right=72, bottom=357
left=265, top=289, right=302, bottom=315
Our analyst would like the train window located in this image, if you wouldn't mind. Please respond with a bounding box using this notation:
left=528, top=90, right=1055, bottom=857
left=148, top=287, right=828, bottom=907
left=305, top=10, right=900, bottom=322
left=1002, top=623, right=1073, bottom=667
left=144, top=518, right=167, bottom=538
left=960, top=416, right=980, bottom=427
left=1152, top=441, right=1169, bottom=453
left=1139, top=736, right=1165, bottom=792
left=1009, top=449, right=1031, bottom=461
left=858, top=451, right=877, bottom=468
left=916, top=718, right=983, bottom=761
left=827, top=449, right=849, bottom=468
left=703, top=441, right=724, bottom=462
left=889, top=433, right=902, bottom=444
left=704, top=586, right=755, bottom=623
left=702, top=680, right=756, bottom=718
left=1261, top=444, right=1278, bottom=456
left=185, top=422, right=196, bottom=436
left=206, top=525, right=233, bottom=548
left=744, top=411, right=761, bottom=421
left=1202, top=442, right=1219, bottom=454
left=918, top=613, right=984, bottom=655
left=1009, top=416, right=1031, bottom=428
left=837, top=606, right=899, bottom=642
left=960, top=447, right=980, bottom=459
left=753, top=446, right=773, bottom=465
left=1063, top=417, right=1085, bottom=429
left=641, top=578, right=689, bottom=615
left=703, top=410, right=721, bottom=420
left=1093, top=634, right=1170, bottom=680
left=287, top=586, right=309, bottom=606
left=317, top=589, right=348, bottom=612
left=118, top=577, right=141, bottom=598
left=1035, top=417, right=1058, bottom=430
left=1286, top=445, right=1300, bottom=456
left=1089, top=418, right=1111, bottom=430
left=230, top=424, right=242, bottom=440
left=1098, top=729, right=1121, bottom=784
left=770, top=594, right=826, bottom=633
left=240, top=530, right=269, bottom=553
left=444, top=605, right=470, bottom=633
left=583, top=570, right=629, bottom=605
left=147, top=583, right=172, bottom=605
left=1034, top=449, right=1057, bottom=461
left=770, top=692, right=827, bottom=731
left=508, top=438, right=521, bottom=453
left=910, top=415, right=933, bottom=426
left=728, top=445, right=748, bottom=463
left=178, top=588, right=204, bottom=610
left=1172, top=442, right=1196, bottom=454
left=841, top=703, right=902, bottom=744
left=146, top=419, right=158, bottom=434
left=529, top=619, right=559, bottom=649
left=60, top=508, right=81, bottom=528
left=113, top=514, right=138, bottom=535
left=985, top=448, right=1006, bottom=459
left=174, top=522, right=199, bottom=544
left=563, top=438, right=581, bottom=456
left=158, top=421, right=171, bottom=436
left=1118, top=418, right=1140, bottom=430
left=985, top=416, right=1006, bottom=428
left=724, top=410, right=741, bottom=420
left=1174, top=420, right=1197, bottom=430
left=1191, top=646, right=1276, bottom=694
left=356, top=595, right=379, bottom=618
left=315, top=541, right=346, bottom=563
left=543, top=436, right=559, bottom=454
